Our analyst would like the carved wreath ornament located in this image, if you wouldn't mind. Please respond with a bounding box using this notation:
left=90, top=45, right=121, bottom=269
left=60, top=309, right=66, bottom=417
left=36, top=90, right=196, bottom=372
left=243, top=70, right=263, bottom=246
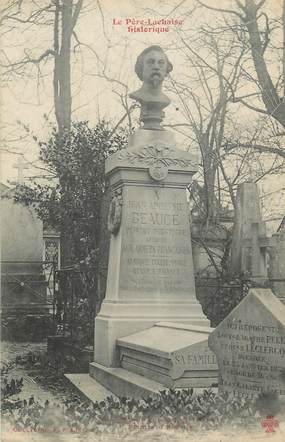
left=107, top=189, right=123, bottom=235
left=117, top=144, right=195, bottom=182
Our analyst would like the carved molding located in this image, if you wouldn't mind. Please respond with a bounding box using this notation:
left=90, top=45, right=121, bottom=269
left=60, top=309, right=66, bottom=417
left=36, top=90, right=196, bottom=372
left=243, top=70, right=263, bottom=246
left=117, top=144, right=196, bottom=169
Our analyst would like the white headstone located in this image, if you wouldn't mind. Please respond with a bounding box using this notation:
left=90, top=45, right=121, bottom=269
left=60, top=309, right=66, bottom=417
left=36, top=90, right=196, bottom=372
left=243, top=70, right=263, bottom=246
left=208, top=288, right=285, bottom=399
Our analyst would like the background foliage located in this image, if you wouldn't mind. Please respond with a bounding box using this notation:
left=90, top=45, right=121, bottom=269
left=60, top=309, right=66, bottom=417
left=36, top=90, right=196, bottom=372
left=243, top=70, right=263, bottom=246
left=14, top=120, right=127, bottom=345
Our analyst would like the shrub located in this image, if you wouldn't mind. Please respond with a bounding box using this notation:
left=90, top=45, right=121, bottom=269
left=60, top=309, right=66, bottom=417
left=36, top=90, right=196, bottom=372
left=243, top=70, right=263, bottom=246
left=201, top=278, right=251, bottom=327
left=1, top=378, right=23, bottom=400
left=14, top=121, right=128, bottom=348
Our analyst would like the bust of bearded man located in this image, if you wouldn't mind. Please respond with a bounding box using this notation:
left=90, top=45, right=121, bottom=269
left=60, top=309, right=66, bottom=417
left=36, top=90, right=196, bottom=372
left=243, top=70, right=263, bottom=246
left=129, top=46, right=173, bottom=129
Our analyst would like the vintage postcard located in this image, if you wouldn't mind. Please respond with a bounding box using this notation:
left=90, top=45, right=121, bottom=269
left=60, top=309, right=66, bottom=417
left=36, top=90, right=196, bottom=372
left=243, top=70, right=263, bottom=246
left=1, top=0, right=285, bottom=441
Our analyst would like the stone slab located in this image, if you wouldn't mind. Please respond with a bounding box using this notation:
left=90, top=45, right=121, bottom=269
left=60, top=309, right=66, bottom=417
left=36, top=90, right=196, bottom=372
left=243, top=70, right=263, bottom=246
left=89, top=362, right=162, bottom=399
left=118, top=322, right=218, bottom=388
left=208, top=288, right=285, bottom=399
left=68, top=370, right=218, bottom=403
left=65, top=373, right=116, bottom=402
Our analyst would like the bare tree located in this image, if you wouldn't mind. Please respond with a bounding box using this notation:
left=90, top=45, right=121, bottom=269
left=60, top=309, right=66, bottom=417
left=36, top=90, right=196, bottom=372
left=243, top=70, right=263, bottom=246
left=0, top=0, right=84, bottom=136
left=199, top=0, right=285, bottom=159
left=167, top=31, right=248, bottom=222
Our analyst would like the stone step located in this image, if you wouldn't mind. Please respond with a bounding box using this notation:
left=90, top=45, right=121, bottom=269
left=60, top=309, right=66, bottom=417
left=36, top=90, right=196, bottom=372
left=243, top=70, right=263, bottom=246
left=89, top=362, right=162, bottom=399
left=73, top=367, right=218, bottom=402
left=65, top=373, right=116, bottom=403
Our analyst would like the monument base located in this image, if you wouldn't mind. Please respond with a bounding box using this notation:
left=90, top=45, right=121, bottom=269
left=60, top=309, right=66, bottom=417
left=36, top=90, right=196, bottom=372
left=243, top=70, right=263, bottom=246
left=68, top=366, right=218, bottom=402
left=118, top=322, right=218, bottom=388
left=94, top=301, right=209, bottom=367
left=90, top=321, right=217, bottom=398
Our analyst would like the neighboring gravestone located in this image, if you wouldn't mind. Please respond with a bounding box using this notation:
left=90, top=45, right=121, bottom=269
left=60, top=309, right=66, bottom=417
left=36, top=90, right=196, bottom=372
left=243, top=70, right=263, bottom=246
left=208, top=288, right=285, bottom=399
left=1, top=184, right=48, bottom=315
left=231, top=183, right=268, bottom=284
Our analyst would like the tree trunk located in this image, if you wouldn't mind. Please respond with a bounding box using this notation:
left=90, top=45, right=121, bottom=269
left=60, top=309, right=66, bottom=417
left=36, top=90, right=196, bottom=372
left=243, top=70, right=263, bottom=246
left=60, top=0, right=72, bottom=134
left=244, top=0, right=285, bottom=127
left=201, top=149, right=217, bottom=222
left=52, top=1, right=83, bottom=266
left=54, top=0, right=73, bottom=137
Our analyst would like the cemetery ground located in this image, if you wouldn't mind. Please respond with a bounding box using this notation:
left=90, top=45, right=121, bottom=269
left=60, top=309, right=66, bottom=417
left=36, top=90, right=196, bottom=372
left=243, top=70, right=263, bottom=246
left=1, top=340, right=285, bottom=442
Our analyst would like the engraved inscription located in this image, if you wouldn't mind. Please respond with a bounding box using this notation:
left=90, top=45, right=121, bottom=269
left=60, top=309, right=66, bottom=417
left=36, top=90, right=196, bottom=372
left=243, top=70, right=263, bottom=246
left=170, top=343, right=217, bottom=380
left=119, top=188, right=194, bottom=294
left=211, top=318, right=285, bottom=398
left=173, top=352, right=217, bottom=366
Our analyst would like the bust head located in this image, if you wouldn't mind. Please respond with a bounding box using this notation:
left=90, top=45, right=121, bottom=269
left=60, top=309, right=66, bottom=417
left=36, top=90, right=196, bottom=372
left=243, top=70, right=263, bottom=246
left=130, top=46, right=173, bottom=129
left=134, top=45, right=173, bottom=87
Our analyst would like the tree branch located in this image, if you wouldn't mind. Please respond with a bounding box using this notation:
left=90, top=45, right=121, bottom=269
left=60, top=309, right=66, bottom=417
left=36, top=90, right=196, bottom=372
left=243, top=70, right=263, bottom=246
left=1, top=49, right=55, bottom=70
left=225, top=142, right=285, bottom=159
left=198, top=0, right=244, bottom=19
left=260, top=12, right=270, bottom=55
left=0, top=3, right=54, bottom=26
left=71, top=0, right=83, bottom=30
left=230, top=96, right=268, bottom=114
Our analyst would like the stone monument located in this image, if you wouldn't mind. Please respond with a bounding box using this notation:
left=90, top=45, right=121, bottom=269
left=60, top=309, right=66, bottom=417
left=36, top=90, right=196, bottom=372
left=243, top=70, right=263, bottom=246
left=1, top=183, right=48, bottom=316
left=93, top=45, right=209, bottom=367
left=230, top=183, right=285, bottom=303
left=69, top=46, right=217, bottom=399
left=209, top=288, right=285, bottom=399
left=231, top=182, right=268, bottom=283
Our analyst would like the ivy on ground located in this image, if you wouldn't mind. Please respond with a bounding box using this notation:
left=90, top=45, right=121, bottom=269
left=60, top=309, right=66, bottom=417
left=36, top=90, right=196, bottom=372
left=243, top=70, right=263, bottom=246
left=2, top=388, right=260, bottom=434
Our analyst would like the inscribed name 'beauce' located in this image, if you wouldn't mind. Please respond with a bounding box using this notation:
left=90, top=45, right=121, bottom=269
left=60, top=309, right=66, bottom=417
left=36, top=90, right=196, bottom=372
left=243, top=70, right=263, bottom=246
left=119, top=186, right=195, bottom=296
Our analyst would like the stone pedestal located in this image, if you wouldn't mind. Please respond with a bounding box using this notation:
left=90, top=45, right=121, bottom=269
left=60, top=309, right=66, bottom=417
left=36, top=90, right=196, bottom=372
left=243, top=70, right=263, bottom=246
left=94, top=129, right=209, bottom=368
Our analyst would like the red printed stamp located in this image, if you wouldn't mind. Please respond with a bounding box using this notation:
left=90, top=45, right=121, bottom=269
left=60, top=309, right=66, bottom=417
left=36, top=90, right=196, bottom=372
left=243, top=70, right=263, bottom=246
left=261, top=415, right=279, bottom=433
